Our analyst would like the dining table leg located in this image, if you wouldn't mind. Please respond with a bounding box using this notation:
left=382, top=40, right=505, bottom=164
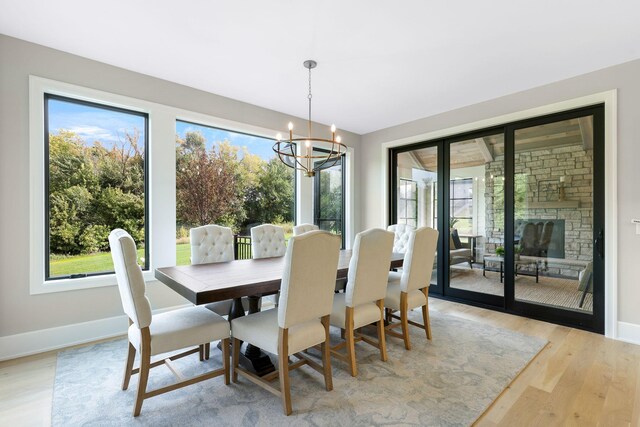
left=228, top=296, right=275, bottom=376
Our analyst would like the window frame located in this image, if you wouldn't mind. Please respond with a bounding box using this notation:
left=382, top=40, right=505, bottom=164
left=449, top=178, right=473, bottom=232
left=30, top=76, right=309, bottom=294
left=397, top=178, right=417, bottom=227
left=44, top=93, right=150, bottom=281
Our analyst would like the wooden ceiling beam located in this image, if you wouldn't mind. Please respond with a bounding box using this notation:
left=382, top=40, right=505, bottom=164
left=474, top=137, right=494, bottom=163
left=578, top=117, right=593, bottom=150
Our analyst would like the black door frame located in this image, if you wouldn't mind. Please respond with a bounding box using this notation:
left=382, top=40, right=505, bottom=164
left=388, top=104, right=605, bottom=333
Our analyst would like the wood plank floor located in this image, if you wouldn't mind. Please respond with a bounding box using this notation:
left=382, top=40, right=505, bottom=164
left=1, top=299, right=639, bottom=426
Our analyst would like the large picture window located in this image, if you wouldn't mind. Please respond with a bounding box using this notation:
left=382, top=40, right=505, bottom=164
left=175, top=120, right=295, bottom=265
left=45, top=94, right=148, bottom=279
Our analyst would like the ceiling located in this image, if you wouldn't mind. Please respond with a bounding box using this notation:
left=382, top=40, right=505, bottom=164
left=398, top=117, right=591, bottom=171
left=1, top=1, right=639, bottom=135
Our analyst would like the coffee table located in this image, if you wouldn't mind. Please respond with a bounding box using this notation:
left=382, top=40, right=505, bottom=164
left=483, top=255, right=539, bottom=283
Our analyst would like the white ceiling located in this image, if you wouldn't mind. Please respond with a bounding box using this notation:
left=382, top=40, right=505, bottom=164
left=2, top=1, right=640, bottom=134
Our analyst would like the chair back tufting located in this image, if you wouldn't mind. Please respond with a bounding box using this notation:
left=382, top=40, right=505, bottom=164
left=189, top=224, right=234, bottom=264
left=251, top=224, right=286, bottom=259
left=293, top=223, right=319, bottom=236
left=387, top=223, right=415, bottom=254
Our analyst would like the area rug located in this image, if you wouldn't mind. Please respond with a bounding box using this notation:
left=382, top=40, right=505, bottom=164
left=450, top=267, right=593, bottom=312
left=52, top=310, right=546, bottom=426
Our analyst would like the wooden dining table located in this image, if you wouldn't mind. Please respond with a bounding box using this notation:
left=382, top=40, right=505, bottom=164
left=155, top=250, right=405, bottom=375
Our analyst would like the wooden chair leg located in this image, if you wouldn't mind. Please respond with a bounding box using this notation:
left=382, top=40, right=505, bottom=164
left=278, top=328, right=292, bottom=415
left=133, top=328, right=151, bottom=417
left=222, top=339, right=230, bottom=385
left=376, top=300, right=388, bottom=362
left=421, top=288, right=432, bottom=340
left=400, top=292, right=411, bottom=350
left=321, top=315, right=333, bottom=391
left=205, top=342, right=211, bottom=360
left=345, top=307, right=357, bottom=377
left=232, top=338, right=241, bottom=383
left=199, top=344, right=204, bottom=361
left=122, top=342, right=136, bottom=390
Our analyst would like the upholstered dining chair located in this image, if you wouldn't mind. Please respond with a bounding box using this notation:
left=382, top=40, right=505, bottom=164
left=385, top=226, right=439, bottom=350
left=231, top=230, right=341, bottom=415
left=251, top=224, right=287, bottom=259
left=251, top=224, right=287, bottom=305
left=109, top=229, right=230, bottom=417
left=190, top=224, right=251, bottom=358
left=387, top=223, right=415, bottom=254
left=330, top=228, right=394, bottom=376
left=293, top=223, right=319, bottom=236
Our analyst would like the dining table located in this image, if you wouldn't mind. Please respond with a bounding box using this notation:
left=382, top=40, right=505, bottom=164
left=155, top=250, right=405, bottom=375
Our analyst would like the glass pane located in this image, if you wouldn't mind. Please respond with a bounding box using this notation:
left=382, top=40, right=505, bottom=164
left=513, top=116, right=593, bottom=313
left=175, top=121, right=295, bottom=264
left=316, top=153, right=344, bottom=245
left=449, top=134, right=505, bottom=296
left=451, top=200, right=472, bottom=218
left=47, top=97, right=147, bottom=278
left=396, top=146, right=438, bottom=286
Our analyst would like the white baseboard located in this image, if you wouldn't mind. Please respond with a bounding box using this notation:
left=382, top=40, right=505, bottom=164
left=616, top=321, right=640, bottom=346
left=0, top=305, right=190, bottom=362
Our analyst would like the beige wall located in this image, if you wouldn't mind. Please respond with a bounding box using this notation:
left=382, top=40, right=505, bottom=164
left=0, top=34, right=361, bottom=337
left=360, top=58, right=640, bottom=328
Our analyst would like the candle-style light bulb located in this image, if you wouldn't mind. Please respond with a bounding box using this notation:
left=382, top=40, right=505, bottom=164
left=288, top=122, right=294, bottom=131
left=305, top=140, right=311, bottom=148
left=331, top=124, right=336, bottom=133
left=276, top=133, right=282, bottom=141
left=336, top=135, right=342, bottom=143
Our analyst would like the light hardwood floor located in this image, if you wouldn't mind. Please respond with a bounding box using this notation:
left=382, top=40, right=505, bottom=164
left=1, top=299, right=639, bottom=426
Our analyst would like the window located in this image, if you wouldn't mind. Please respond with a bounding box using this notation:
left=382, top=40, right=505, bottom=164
left=313, top=150, right=345, bottom=247
left=175, top=120, right=295, bottom=265
left=397, top=179, right=417, bottom=227
left=45, top=94, right=148, bottom=280
left=449, top=178, right=473, bottom=234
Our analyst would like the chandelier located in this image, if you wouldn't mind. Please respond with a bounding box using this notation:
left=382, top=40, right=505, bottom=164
left=273, top=60, right=346, bottom=177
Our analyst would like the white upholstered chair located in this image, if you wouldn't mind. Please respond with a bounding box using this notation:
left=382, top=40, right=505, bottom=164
left=250, top=223, right=287, bottom=259
left=251, top=224, right=287, bottom=305
left=387, top=223, right=415, bottom=254
left=293, top=223, right=319, bottom=236
left=109, top=229, right=230, bottom=417
left=330, top=228, right=394, bottom=376
left=190, top=224, right=250, bottom=358
left=385, top=226, right=439, bottom=350
left=231, top=230, right=341, bottom=415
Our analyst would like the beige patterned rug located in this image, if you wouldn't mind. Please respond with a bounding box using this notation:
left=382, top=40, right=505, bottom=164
left=52, top=310, right=546, bottom=426
left=450, top=267, right=593, bottom=312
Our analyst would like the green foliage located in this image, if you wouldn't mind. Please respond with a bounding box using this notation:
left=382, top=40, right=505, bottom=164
left=48, top=129, right=145, bottom=257
left=175, top=132, right=294, bottom=232
left=243, top=159, right=294, bottom=225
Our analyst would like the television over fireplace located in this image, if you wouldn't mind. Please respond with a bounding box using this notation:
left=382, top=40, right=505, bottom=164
left=514, top=219, right=565, bottom=259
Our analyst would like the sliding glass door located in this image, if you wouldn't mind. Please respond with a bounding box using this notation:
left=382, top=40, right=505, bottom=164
left=389, top=105, right=604, bottom=333
left=506, top=108, right=604, bottom=331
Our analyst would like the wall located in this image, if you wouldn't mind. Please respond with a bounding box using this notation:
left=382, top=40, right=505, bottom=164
left=0, top=35, right=361, bottom=352
left=360, top=59, right=640, bottom=335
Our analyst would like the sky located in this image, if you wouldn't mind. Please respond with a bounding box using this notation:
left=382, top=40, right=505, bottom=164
left=175, top=121, right=275, bottom=160
left=47, top=97, right=276, bottom=160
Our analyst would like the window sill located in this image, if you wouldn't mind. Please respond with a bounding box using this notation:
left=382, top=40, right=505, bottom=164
left=30, top=270, right=156, bottom=295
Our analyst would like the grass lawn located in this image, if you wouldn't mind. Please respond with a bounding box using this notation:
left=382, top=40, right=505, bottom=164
left=50, top=236, right=296, bottom=277
left=50, top=244, right=193, bottom=277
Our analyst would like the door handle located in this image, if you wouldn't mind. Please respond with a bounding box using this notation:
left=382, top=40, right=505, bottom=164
left=595, top=229, right=604, bottom=259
